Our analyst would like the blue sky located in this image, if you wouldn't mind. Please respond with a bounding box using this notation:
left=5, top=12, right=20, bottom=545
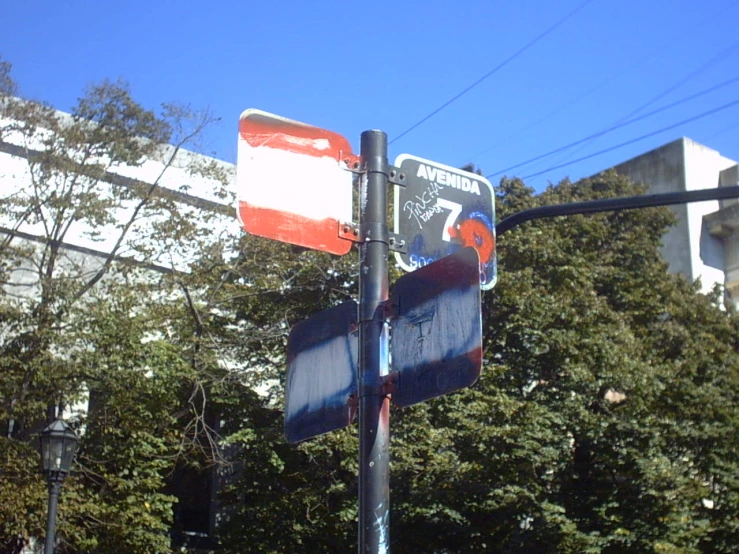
left=2, top=0, right=738, bottom=191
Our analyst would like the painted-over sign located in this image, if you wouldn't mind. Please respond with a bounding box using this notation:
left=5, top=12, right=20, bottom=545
left=284, top=301, right=358, bottom=443
left=393, top=155, right=497, bottom=289
left=390, top=247, right=483, bottom=407
left=236, top=109, right=354, bottom=255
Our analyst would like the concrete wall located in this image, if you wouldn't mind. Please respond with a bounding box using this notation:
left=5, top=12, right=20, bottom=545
left=683, top=139, right=736, bottom=290
left=0, top=110, right=239, bottom=274
left=613, top=138, right=737, bottom=296
left=613, top=138, right=692, bottom=278
left=707, top=165, right=739, bottom=302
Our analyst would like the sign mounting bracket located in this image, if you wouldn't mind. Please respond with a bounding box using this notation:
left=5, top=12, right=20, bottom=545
left=341, top=155, right=406, bottom=188
left=388, top=166, right=407, bottom=187
left=388, top=233, right=408, bottom=254
left=342, top=154, right=364, bottom=173
left=338, top=222, right=407, bottom=253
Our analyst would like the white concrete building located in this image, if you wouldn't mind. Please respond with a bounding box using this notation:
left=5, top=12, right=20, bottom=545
left=0, top=102, right=238, bottom=547
left=610, top=137, right=739, bottom=305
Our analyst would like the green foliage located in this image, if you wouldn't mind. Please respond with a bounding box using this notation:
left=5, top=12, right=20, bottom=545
left=0, top=60, right=237, bottom=553
left=0, top=437, right=47, bottom=550
left=216, top=172, right=737, bottom=553
left=1, top=56, right=737, bottom=553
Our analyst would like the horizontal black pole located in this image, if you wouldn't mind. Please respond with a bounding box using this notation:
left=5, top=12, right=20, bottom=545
left=496, top=185, right=739, bottom=237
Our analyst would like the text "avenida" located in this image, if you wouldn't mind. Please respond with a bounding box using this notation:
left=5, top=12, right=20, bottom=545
left=416, top=164, right=481, bottom=195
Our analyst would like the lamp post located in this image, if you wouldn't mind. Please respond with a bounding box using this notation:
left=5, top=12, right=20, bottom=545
left=40, top=419, right=79, bottom=554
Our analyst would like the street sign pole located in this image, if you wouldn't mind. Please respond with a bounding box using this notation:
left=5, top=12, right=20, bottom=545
left=358, top=130, right=391, bottom=554
left=238, top=106, right=739, bottom=553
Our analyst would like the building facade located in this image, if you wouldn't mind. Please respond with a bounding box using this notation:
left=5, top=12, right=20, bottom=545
left=610, top=137, right=739, bottom=305
left=0, top=102, right=238, bottom=549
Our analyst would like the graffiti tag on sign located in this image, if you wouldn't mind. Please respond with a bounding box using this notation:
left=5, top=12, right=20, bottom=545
left=403, top=181, right=443, bottom=227
left=393, top=154, right=497, bottom=290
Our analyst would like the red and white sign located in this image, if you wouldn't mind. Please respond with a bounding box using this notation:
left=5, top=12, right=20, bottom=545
left=237, top=109, right=354, bottom=255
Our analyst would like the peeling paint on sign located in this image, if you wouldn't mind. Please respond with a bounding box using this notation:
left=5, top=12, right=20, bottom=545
left=236, top=109, right=354, bottom=255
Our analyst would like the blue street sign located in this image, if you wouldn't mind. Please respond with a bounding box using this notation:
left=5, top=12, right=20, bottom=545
left=390, top=247, right=483, bottom=407
left=284, top=301, right=358, bottom=443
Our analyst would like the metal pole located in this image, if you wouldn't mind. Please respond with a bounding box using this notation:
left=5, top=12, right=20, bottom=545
left=496, top=185, right=739, bottom=236
left=44, top=478, right=62, bottom=554
left=358, top=130, right=391, bottom=554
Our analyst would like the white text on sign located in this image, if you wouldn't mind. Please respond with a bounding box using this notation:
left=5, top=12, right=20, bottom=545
left=415, top=164, right=482, bottom=196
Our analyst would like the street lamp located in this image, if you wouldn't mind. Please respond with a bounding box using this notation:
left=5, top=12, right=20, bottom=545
left=40, top=419, right=79, bottom=554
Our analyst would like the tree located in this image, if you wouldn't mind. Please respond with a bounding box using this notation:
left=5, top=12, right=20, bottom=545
left=215, top=173, right=738, bottom=553
left=0, top=55, right=363, bottom=553
left=2, top=53, right=736, bottom=553
left=480, top=175, right=739, bottom=553
left=0, top=57, right=242, bottom=553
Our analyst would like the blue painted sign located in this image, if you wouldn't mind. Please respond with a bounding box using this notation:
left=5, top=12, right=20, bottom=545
left=389, top=247, right=483, bottom=407
left=284, top=301, right=358, bottom=443
left=393, top=154, right=497, bottom=290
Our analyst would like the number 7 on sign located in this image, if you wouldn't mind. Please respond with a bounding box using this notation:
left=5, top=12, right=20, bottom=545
left=438, top=199, right=496, bottom=277
left=437, top=198, right=462, bottom=242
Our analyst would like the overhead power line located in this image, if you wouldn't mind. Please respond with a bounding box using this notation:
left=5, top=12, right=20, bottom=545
left=542, top=36, right=739, bottom=171
left=462, top=0, right=739, bottom=167
left=706, top=119, right=739, bottom=140
left=519, top=98, right=739, bottom=180
left=388, top=0, right=598, bottom=146
left=486, top=75, right=739, bottom=179
left=619, top=37, right=739, bottom=124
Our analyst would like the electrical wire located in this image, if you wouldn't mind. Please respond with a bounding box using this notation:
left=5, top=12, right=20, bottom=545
left=539, top=36, right=739, bottom=172
left=519, top=98, right=739, bottom=180
left=388, top=0, right=598, bottom=146
left=462, top=0, right=739, bottom=167
left=485, top=75, right=739, bottom=178
left=619, top=38, right=739, bottom=123
left=705, top=119, right=739, bottom=141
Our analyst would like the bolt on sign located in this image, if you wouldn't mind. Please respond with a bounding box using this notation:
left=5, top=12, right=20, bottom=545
left=236, top=109, right=355, bottom=255
left=393, top=154, right=497, bottom=289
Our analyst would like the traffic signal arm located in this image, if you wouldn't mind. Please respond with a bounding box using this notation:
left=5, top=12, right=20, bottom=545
left=495, top=185, right=739, bottom=237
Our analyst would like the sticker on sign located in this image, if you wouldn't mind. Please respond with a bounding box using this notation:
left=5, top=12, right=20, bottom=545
left=237, top=109, right=355, bottom=255
left=393, top=154, right=497, bottom=290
